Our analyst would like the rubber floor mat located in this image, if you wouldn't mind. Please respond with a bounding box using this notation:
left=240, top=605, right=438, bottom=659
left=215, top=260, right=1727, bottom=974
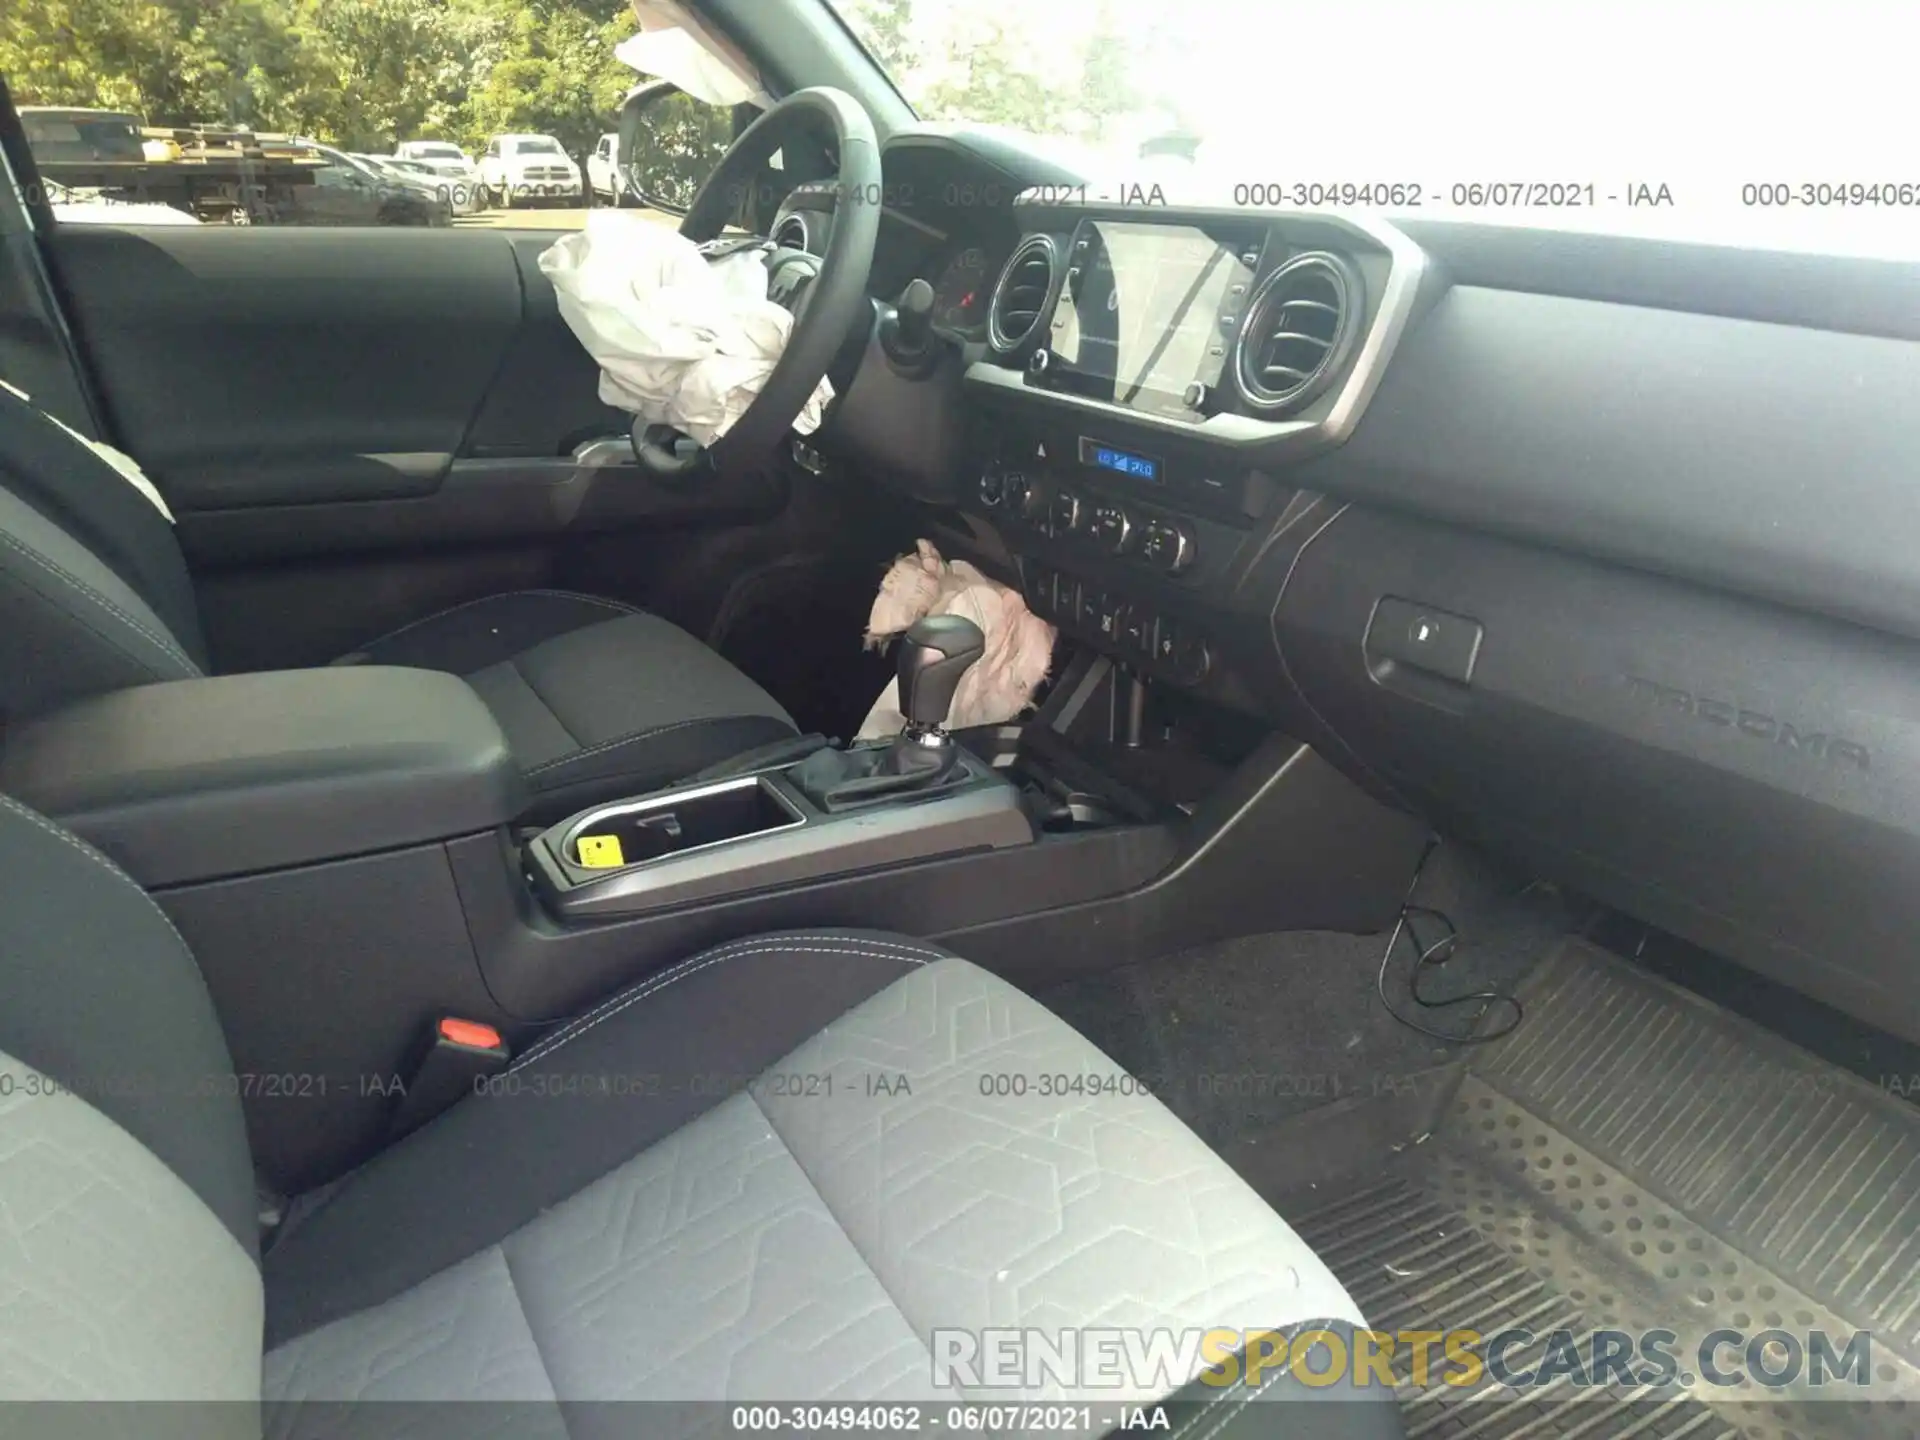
left=1284, top=937, right=1920, bottom=1440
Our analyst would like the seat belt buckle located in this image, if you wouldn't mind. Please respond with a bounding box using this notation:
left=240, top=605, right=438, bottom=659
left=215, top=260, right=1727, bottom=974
left=388, top=1016, right=510, bottom=1140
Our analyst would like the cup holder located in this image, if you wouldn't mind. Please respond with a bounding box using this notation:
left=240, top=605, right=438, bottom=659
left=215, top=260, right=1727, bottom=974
left=564, top=775, right=803, bottom=872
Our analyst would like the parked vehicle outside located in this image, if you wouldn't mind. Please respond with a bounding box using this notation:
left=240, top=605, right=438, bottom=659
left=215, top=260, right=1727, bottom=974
left=382, top=156, right=485, bottom=215
left=391, top=140, right=487, bottom=213
left=586, top=131, right=627, bottom=205
left=297, top=144, right=449, bottom=226
left=17, top=106, right=144, bottom=163
left=43, top=178, right=199, bottom=226
left=350, top=152, right=457, bottom=224
left=478, top=133, right=582, bottom=209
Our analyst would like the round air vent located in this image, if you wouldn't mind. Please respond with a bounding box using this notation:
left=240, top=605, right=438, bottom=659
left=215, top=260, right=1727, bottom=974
left=988, top=235, right=1060, bottom=353
left=1231, top=252, right=1363, bottom=412
left=772, top=213, right=811, bottom=251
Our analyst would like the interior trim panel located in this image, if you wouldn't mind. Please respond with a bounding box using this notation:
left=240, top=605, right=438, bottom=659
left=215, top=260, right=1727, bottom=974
left=1273, top=502, right=1920, bottom=1045
left=1297, top=283, right=1920, bottom=644
left=49, top=227, right=524, bottom=507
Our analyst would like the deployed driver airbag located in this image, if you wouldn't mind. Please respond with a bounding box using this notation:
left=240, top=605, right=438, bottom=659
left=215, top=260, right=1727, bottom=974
left=539, top=214, right=833, bottom=446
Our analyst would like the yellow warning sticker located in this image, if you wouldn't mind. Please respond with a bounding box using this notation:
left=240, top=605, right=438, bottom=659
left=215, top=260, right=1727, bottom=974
left=576, top=834, right=625, bottom=868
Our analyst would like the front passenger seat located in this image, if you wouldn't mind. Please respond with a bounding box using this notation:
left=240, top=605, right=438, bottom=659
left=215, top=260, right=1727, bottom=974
left=0, top=388, right=796, bottom=815
left=0, top=793, right=1400, bottom=1438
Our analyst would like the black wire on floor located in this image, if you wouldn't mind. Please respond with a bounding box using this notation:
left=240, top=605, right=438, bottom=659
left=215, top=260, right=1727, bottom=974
left=1375, top=837, right=1526, bottom=1044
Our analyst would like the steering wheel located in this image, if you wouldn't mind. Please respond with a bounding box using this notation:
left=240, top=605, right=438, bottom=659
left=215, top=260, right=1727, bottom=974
left=631, top=87, right=880, bottom=483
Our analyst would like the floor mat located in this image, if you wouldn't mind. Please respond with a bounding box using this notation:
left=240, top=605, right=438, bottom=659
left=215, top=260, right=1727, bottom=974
left=1282, top=937, right=1920, bottom=1440
left=1038, top=841, right=1578, bottom=1160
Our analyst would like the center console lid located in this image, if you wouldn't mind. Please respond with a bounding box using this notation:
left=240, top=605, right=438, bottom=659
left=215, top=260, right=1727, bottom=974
left=1, top=667, right=525, bottom=887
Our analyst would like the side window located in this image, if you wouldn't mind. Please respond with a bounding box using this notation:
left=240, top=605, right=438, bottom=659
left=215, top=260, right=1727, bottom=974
left=3, top=10, right=666, bottom=233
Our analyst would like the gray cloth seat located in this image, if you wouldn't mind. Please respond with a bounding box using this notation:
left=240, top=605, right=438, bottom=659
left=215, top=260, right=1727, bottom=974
left=0, top=388, right=796, bottom=814
left=0, top=794, right=1399, bottom=1439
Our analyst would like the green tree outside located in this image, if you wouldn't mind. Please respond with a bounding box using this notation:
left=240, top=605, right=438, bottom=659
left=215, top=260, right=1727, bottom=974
left=1, top=0, right=641, bottom=159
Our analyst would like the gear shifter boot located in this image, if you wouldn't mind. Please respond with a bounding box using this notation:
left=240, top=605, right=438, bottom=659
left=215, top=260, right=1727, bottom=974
left=791, top=739, right=957, bottom=812
left=791, top=615, right=986, bottom=811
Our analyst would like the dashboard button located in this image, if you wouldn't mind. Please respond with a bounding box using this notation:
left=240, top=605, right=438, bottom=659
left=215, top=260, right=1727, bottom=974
left=1121, top=607, right=1152, bottom=654
left=1075, top=583, right=1101, bottom=631
left=1173, top=632, right=1211, bottom=685
left=979, top=468, right=1005, bottom=507
left=1141, top=521, right=1196, bottom=574
left=1017, top=476, right=1052, bottom=525
left=1023, top=565, right=1055, bottom=616
left=1050, top=490, right=1085, bottom=535
left=1090, top=504, right=1135, bottom=555
left=1002, top=472, right=1030, bottom=516
left=1094, top=594, right=1126, bottom=644
left=1152, top=622, right=1179, bottom=668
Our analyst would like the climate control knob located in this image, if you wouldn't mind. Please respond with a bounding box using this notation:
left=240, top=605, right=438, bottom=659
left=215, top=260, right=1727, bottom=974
left=1140, top=520, right=1196, bottom=574
left=1002, top=471, right=1030, bottom=517
left=978, top=467, right=1005, bottom=507
left=1050, top=490, right=1085, bottom=535
left=1089, top=503, right=1135, bottom=556
left=1017, top=475, right=1053, bottom=524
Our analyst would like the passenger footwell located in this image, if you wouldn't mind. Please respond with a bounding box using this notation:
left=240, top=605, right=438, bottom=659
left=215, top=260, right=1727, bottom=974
left=1286, top=937, right=1920, bottom=1440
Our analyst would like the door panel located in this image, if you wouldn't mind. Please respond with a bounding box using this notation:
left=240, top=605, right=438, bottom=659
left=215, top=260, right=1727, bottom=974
left=462, top=233, right=632, bottom=459
left=43, top=222, right=784, bottom=662
left=47, top=225, right=777, bottom=557
left=53, top=226, right=524, bottom=506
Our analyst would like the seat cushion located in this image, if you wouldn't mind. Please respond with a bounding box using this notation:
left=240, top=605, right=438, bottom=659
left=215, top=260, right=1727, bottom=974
left=261, top=932, right=1372, bottom=1428
left=339, top=590, right=796, bottom=814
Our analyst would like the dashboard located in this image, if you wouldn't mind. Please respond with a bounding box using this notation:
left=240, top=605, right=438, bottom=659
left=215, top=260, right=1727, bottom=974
left=774, top=135, right=1038, bottom=343
left=928, top=244, right=993, bottom=332
left=802, top=120, right=1920, bottom=1059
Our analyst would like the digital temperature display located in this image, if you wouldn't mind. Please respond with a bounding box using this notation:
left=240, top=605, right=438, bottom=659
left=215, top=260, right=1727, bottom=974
left=1079, top=437, right=1163, bottom=482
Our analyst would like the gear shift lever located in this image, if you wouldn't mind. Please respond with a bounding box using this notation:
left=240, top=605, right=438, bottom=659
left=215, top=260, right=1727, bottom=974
left=896, top=614, right=987, bottom=745
left=790, top=614, right=986, bottom=808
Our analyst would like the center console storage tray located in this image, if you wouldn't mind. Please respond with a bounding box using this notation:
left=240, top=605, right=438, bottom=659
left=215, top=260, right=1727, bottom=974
left=559, top=775, right=803, bottom=871
left=527, top=750, right=1034, bottom=921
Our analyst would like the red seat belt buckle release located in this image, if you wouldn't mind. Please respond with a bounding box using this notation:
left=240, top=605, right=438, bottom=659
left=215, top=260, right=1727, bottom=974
left=389, top=1015, right=510, bottom=1140
left=438, top=1017, right=505, bottom=1053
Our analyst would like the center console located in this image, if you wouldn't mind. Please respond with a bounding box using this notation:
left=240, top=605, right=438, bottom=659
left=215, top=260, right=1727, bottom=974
left=0, top=194, right=1441, bottom=1198
left=941, top=196, right=1427, bottom=720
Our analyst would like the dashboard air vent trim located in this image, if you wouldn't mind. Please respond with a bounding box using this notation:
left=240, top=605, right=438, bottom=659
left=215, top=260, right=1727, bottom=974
left=988, top=234, right=1060, bottom=354
left=1232, top=252, right=1364, bottom=413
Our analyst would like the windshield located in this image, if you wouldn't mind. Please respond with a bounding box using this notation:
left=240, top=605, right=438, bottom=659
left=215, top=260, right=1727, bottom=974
left=513, top=138, right=563, bottom=155
left=411, top=144, right=462, bottom=158
left=823, top=0, right=1915, bottom=255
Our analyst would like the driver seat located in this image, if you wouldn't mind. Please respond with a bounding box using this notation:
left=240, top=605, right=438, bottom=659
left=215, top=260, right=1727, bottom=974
left=0, top=386, right=798, bottom=816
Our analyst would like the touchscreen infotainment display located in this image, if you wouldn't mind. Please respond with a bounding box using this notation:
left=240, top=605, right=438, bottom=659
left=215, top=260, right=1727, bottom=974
left=1046, top=221, right=1257, bottom=419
